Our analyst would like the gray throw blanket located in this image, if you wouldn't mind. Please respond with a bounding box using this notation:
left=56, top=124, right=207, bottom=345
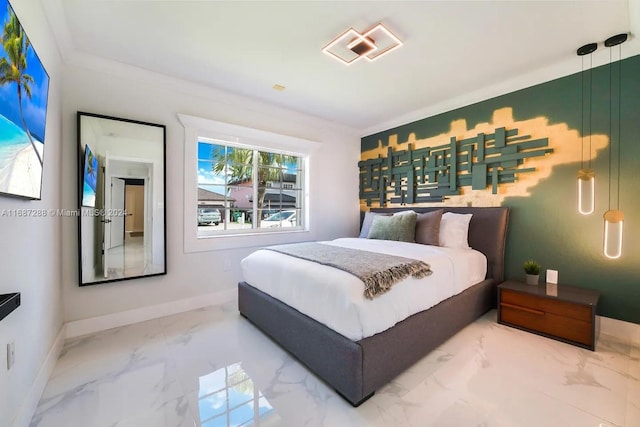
left=264, top=242, right=432, bottom=299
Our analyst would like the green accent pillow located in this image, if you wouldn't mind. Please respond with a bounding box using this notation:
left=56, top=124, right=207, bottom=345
left=359, top=212, right=390, bottom=238
left=368, top=212, right=417, bottom=242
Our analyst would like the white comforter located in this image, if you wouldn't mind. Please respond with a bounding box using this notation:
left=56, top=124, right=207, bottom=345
left=240, top=238, right=487, bottom=341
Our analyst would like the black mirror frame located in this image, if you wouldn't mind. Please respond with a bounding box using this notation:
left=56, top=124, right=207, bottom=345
left=77, top=111, right=167, bottom=286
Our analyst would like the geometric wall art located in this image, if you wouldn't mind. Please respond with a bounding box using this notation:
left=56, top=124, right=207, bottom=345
left=359, top=126, right=553, bottom=206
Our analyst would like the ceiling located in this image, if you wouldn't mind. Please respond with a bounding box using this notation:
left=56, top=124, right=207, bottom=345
left=46, top=1, right=638, bottom=134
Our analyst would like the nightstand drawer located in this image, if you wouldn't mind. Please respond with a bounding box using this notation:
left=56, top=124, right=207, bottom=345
left=501, top=289, right=591, bottom=322
left=500, top=303, right=592, bottom=346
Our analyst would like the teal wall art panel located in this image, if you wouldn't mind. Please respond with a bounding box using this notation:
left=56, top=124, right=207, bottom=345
left=361, top=54, right=640, bottom=324
left=359, top=126, right=553, bottom=205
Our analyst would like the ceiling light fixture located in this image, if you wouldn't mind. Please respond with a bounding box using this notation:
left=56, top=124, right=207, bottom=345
left=322, top=23, right=402, bottom=65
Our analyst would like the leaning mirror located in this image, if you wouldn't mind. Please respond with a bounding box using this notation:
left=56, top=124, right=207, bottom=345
left=77, top=112, right=166, bottom=286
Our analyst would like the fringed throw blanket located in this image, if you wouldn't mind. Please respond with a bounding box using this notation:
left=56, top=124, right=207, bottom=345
left=264, top=242, right=432, bottom=299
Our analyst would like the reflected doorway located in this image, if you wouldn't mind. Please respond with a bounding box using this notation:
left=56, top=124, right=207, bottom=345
left=99, top=158, right=162, bottom=281
left=124, top=179, right=145, bottom=243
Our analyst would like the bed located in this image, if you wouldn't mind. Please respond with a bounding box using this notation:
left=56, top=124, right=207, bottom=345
left=238, top=206, right=509, bottom=406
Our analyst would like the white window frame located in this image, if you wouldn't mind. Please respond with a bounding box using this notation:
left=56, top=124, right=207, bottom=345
left=179, top=114, right=317, bottom=253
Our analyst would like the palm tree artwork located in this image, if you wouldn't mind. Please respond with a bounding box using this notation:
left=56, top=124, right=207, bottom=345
left=0, top=5, right=42, bottom=166
left=211, top=147, right=297, bottom=226
left=86, top=149, right=96, bottom=183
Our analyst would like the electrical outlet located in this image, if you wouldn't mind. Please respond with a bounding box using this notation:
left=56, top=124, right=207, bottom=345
left=7, top=341, right=15, bottom=370
left=223, top=257, right=232, bottom=272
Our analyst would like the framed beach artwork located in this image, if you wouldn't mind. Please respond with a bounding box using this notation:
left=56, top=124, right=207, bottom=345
left=0, top=0, right=50, bottom=200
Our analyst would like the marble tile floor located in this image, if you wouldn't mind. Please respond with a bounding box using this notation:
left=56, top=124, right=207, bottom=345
left=30, top=302, right=640, bottom=427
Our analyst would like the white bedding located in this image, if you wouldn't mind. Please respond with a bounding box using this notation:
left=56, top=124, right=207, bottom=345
left=240, top=238, right=487, bottom=341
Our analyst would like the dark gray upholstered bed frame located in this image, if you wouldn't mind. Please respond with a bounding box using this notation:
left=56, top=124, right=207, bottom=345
left=238, top=206, right=509, bottom=406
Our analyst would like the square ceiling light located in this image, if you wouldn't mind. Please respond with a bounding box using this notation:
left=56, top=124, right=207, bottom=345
left=322, top=23, right=402, bottom=65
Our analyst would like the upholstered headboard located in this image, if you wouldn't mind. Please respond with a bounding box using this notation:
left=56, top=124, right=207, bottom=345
left=370, top=207, right=510, bottom=283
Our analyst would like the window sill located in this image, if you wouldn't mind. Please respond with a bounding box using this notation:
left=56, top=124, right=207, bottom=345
left=185, top=229, right=312, bottom=253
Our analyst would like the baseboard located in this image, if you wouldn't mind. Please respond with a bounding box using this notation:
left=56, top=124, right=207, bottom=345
left=65, top=287, right=237, bottom=339
left=11, top=325, right=66, bottom=427
left=598, top=315, right=640, bottom=343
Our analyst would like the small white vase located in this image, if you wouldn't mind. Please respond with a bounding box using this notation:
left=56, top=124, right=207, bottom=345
left=525, top=274, right=539, bottom=285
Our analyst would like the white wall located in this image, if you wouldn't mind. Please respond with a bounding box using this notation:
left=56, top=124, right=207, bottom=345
left=0, top=1, right=63, bottom=426
left=61, top=59, right=361, bottom=322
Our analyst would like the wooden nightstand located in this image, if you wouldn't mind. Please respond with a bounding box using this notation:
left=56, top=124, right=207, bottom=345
left=497, top=280, right=600, bottom=350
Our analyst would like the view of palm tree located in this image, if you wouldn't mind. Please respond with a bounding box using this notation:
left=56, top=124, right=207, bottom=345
left=0, top=4, right=42, bottom=166
left=211, top=146, right=298, bottom=225
left=86, top=149, right=96, bottom=180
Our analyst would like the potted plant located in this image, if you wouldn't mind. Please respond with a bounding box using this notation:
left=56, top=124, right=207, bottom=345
left=523, top=260, right=541, bottom=285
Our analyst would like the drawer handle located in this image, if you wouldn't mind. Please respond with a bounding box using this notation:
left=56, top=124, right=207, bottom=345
left=501, top=302, right=545, bottom=316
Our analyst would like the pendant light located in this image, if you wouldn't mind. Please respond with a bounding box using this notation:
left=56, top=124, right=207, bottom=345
left=576, top=42, right=598, bottom=215
left=603, top=33, right=627, bottom=259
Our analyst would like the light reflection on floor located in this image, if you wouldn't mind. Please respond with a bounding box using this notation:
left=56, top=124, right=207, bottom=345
left=197, top=363, right=276, bottom=427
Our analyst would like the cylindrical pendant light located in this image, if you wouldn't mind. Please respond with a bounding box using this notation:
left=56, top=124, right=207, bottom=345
left=603, top=33, right=627, bottom=259
left=603, top=210, right=624, bottom=259
left=577, top=169, right=595, bottom=214
left=576, top=42, right=597, bottom=215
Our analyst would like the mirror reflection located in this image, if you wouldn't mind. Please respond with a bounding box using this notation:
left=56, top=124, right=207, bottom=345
left=77, top=112, right=166, bottom=285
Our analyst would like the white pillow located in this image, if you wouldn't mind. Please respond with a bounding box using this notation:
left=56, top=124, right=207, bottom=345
left=392, top=210, right=417, bottom=216
left=439, top=212, right=473, bottom=248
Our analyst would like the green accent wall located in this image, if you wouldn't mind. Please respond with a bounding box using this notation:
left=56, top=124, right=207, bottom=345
left=362, top=54, right=640, bottom=324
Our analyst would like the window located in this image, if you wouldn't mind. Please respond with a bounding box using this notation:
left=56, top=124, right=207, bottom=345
left=197, top=139, right=305, bottom=237
left=180, top=114, right=316, bottom=253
